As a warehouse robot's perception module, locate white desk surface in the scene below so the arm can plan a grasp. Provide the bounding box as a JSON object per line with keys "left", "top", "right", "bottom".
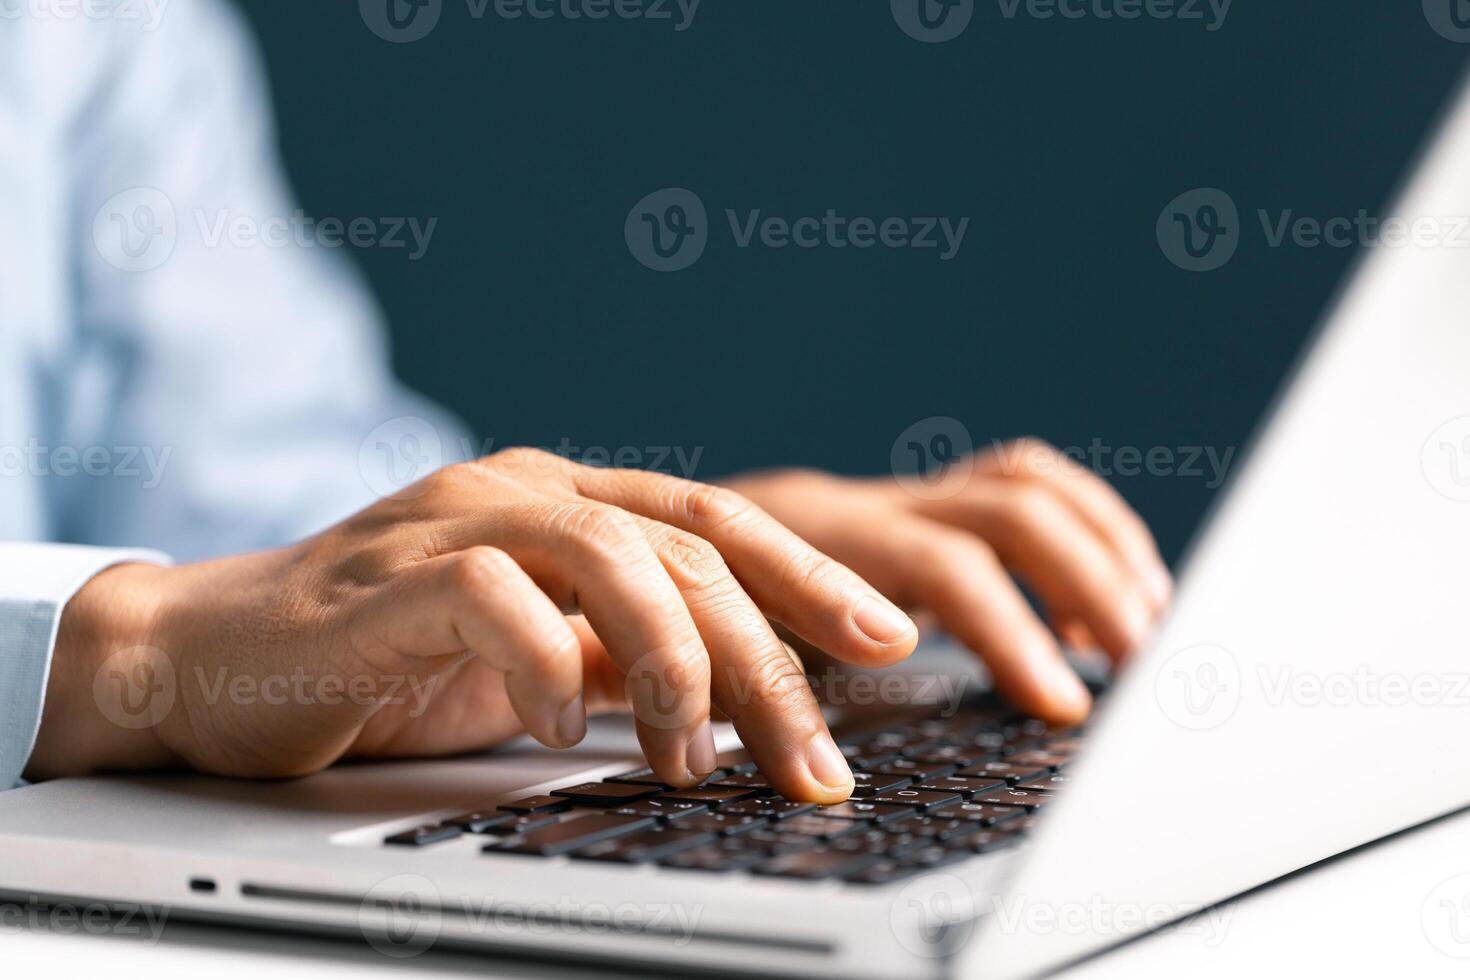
{"left": 7, "top": 800, "right": 1470, "bottom": 979}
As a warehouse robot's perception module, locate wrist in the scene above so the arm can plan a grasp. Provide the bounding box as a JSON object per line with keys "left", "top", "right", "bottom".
{"left": 25, "top": 562, "right": 181, "bottom": 779}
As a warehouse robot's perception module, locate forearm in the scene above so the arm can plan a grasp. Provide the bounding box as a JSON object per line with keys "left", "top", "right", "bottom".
{"left": 24, "top": 563, "right": 180, "bottom": 781}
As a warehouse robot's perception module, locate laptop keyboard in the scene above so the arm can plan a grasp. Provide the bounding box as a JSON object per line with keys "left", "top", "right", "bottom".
{"left": 383, "top": 695, "right": 1079, "bottom": 886}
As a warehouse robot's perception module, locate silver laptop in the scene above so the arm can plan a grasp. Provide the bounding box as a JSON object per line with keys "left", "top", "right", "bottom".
{"left": 6, "top": 73, "right": 1470, "bottom": 980}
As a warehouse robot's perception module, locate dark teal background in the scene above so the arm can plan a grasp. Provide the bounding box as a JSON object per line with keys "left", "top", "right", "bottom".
{"left": 234, "top": 0, "right": 1466, "bottom": 560}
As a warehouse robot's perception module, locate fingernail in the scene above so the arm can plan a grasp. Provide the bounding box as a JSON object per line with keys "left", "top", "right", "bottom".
{"left": 806, "top": 733, "right": 853, "bottom": 793}
{"left": 556, "top": 696, "right": 587, "bottom": 746}
{"left": 686, "top": 720, "right": 717, "bottom": 777}
{"left": 1121, "top": 597, "right": 1153, "bottom": 648}
{"left": 853, "top": 595, "right": 915, "bottom": 645}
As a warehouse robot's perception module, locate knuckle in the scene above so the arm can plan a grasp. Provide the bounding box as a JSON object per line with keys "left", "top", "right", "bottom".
{"left": 915, "top": 528, "right": 997, "bottom": 575}
{"left": 729, "top": 647, "right": 814, "bottom": 720}
{"left": 681, "top": 483, "right": 757, "bottom": 532}
{"left": 560, "top": 503, "right": 647, "bottom": 558}
{"left": 487, "top": 446, "right": 562, "bottom": 480}
{"left": 529, "top": 625, "right": 583, "bottom": 674}
{"left": 1003, "top": 483, "right": 1063, "bottom": 528}
{"left": 448, "top": 545, "right": 516, "bottom": 592}
{"left": 662, "top": 532, "right": 729, "bottom": 588}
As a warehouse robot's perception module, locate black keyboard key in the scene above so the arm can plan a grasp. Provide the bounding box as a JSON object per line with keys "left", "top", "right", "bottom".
{"left": 777, "top": 816, "right": 864, "bottom": 840}
{"left": 828, "top": 828, "right": 891, "bottom": 854}
{"left": 385, "top": 824, "right": 462, "bottom": 846}
{"left": 445, "top": 811, "right": 515, "bottom": 833}
{"left": 1006, "top": 749, "right": 1071, "bottom": 770}
{"left": 972, "top": 788, "right": 1053, "bottom": 809}
{"left": 481, "top": 813, "right": 568, "bottom": 836}
{"left": 952, "top": 827, "right": 1026, "bottom": 853}
{"left": 843, "top": 860, "right": 912, "bottom": 885}
{"left": 712, "top": 751, "right": 758, "bottom": 775}
{"left": 551, "top": 782, "right": 659, "bottom": 804}
{"left": 930, "top": 803, "right": 1027, "bottom": 826}
{"left": 499, "top": 795, "right": 573, "bottom": 815}
{"left": 492, "top": 813, "right": 657, "bottom": 856}
{"left": 897, "top": 815, "right": 970, "bottom": 841}
{"left": 604, "top": 769, "right": 674, "bottom": 788}
{"left": 674, "top": 813, "right": 767, "bottom": 836}
{"left": 658, "top": 785, "right": 759, "bottom": 805}
{"left": 965, "top": 732, "right": 1008, "bottom": 754}
{"left": 873, "top": 759, "right": 959, "bottom": 781}
{"left": 815, "top": 801, "right": 912, "bottom": 824}
{"left": 708, "top": 771, "right": 772, "bottom": 791}
{"left": 1018, "top": 774, "right": 1067, "bottom": 792}
{"left": 573, "top": 827, "right": 716, "bottom": 862}
{"left": 752, "top": 848, "right": 882, "bottom": 879}
{"left": 914, "top": 776, "right": 1009, "bottom": 798}
{"left": 718, "top": 798, "right": 816, "bottom": 820}
{"left": 850, "top": 771, "right": 911, "bottom": 797}
{"left": 901, "top": 743, "right": 974, "bottom": 765}
{"left": 659, "top": 844, "right": 762, "bottom": 873}
{"left": 870, "top": 788, "right": 963, "bottom": 811}
{"left": 958, "top": 761, "right": 1047, "bottom": 784}
{"left": 607, "top": 799, "right": 709, "bottom": 821}
{"left": 742, "top": 829, "right": 824, "bottom": 855}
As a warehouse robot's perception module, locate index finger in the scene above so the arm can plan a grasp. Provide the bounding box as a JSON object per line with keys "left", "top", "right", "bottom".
{"left": 571, "top": 468, "right": 919, "bottom": 668}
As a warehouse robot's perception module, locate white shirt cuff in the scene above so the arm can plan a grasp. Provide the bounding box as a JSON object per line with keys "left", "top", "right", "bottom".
{"left": 0, "top": 544, "right": 172, "bottom": 788}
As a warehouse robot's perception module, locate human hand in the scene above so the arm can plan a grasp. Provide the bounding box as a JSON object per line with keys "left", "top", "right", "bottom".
{"left": 29, "top": 449, "right": 920, "bottom": 803}
{"left": 723, "top": 440, "right": 1172, "bottom": 725}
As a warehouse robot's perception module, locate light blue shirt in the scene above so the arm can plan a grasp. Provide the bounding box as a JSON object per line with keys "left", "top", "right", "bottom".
{"left": 0, "top": 0, "right": 470, "bottom": 787}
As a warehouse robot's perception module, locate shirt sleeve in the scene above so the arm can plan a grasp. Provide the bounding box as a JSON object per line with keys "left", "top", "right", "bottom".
{"left": 0, "top": 544, "right": 171, "bottom": 790}
{"left": 53, "top": 0, "right": 471, "bottom": 563}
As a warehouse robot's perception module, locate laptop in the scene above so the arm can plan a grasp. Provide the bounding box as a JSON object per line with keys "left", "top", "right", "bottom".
{"left": 5, "top": 73, "right": 1470, "bottom": 980}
